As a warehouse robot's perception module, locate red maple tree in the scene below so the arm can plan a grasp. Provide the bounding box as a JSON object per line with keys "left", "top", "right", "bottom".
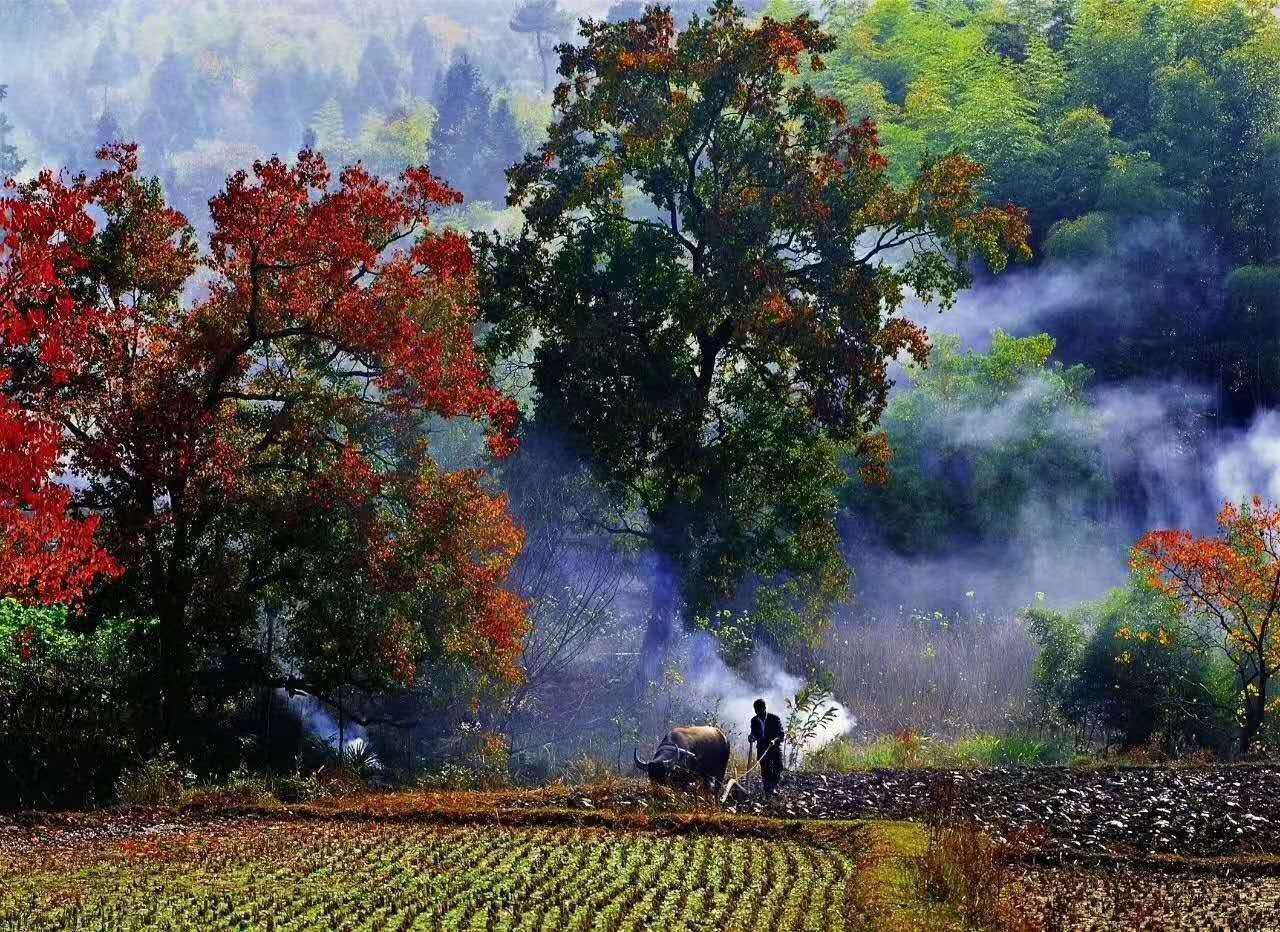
{"left": 0, "top": 147, "right": 525, "bottom": 734}
{"left": 1133, "top": 497, "right": 1280, "bottom": 754}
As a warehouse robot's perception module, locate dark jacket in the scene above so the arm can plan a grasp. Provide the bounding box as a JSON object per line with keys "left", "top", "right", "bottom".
{"left": 749, "top": 712, "right": 784, "bottom": 760}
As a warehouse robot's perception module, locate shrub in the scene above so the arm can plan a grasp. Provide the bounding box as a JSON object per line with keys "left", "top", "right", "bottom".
{"left": 413, "top": 724, "right": 514, "bottom": 790}
{"left": 271, "top": 770, "right": 331, "bottom": 804}
{"left": 802, "top": 731, "right": 1069, "bottom": 771}
{"left": 0, "top": 600, "right": 151, "bottom": 808}
{"left": 913, "top": 819, "right": 1055, "bottom": 931}
{"left": 561, "top": 754, "right": 619, "bottom": 786}
{"left": 179, "top": 766, "right": 281, "bottom": 810}
{"left": 950, "top": 734, "right": 1069, "bottom": 767}
{"left": 913, "top": 783, "right": 1048, "bottom": 931}
{"left": 804, "top": 736, "right": 898, "bottom": 771}
{"left": 338, "top": 739, "right": 383, "bottom": 782}
{"left": 889, "top": 728, "right": 926, "bottom": 768}
{"left": 415, "top": 762, "right": 512, "bottom": 792}
{"left": 1025, "top": 583, "right": 1235, "bottom": 754}
{"left": 785, "top": 683, "right": 841, "bottom": 770}
{"left": 915, "top": 819, "right": 1011, "bottom": 925}
{"left": 114, "top": 747, "right": 193, "bottom": 807}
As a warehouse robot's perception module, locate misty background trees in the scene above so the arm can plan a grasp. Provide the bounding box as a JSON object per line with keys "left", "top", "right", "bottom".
{"left": 510, "top": 0, "right": 573, "bottom": 91}
{"left": 4, "top": 0, "right": 1280, "bottom": 807}
{"left": 0, "top": 86, "right": 22, "bottom": 180}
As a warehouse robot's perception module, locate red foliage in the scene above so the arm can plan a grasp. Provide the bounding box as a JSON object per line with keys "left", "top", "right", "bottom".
{"left": 0, "top": 171, "right": 119, "bottom": 604}
{"left": 1133, "top": 498, "right": 1280, "bottom": 630}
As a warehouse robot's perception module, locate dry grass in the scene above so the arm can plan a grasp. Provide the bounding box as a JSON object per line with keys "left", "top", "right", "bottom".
{"left": 226, "top": 784, "right": 873, "bottom": 846}
{"left": 822, "top": 611, "right": 1037, "bottom": 738}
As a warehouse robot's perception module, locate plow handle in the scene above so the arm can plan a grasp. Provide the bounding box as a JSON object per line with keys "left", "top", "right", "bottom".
{"left": 718, "top": 739, "right": 778, "bottom": 804}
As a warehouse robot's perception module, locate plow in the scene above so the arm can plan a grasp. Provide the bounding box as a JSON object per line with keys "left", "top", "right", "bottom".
{"left": 718, "top": 739, "right": 777, "bottom": 803}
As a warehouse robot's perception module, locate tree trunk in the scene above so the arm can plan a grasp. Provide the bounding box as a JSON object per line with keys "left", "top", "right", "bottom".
{"left": 637, "top": 557, "right": 681, "bottom": 689}
{"left": 536, "top": 32, "right": 548, "bottom": 92}
{"left": 638, "top": 598, "right": 675, "bottom": 686}
{"left": 1240, "top": 668, "right": 1269, "bottom": 757}
{"left": 261, "top": 607, "right": 277, "bottom": 763}
{"left": 156, "top": 597, "right": 193, "bottom": 743}
{"left": 1240, "top": 710, "right": 1259, "bottom": 757}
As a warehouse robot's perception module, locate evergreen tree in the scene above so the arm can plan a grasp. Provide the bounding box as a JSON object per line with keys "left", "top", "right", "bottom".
{"left": 405, "top": 20, "right": 440, "bottom": 99}
{"left": 92, "top": 110, "right": 124, "bottom": 152}
{"left": 88, "top": 26, "right": 139, "bottom": 90}
{"left": 486, "top": 97, "right": 526, "bottom": 202}
{"left": 348, "top": 36, "right": 402, "bottom": 127}
{"left": 0, "top": 85, "right": 24, "bottom": 180}
{"left": 147, "top": 52, "right": 203, "bottom": 152}
{"left": 310, "top": 96, "right": 347, "bottom": 153}
{"left": 434, "top": 53, "right": 490, "bottom": 138}
{"left": 253, "top": 68, "right": 301, "bottom": 152}
{"left": 291, "top": 65, "right": 338, "bottom": 123}
{"left": 134, "top": 106, "right": 169, "bottom": 162}
{"left": 432, "top": 54, "right": 495, "bottom": 201}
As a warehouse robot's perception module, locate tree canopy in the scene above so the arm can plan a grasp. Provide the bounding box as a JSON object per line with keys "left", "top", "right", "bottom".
{"left": 798, "top": 0, "right": 1280, "bottom": 416}
{"left": 479, "top": 1, "right": 1029, "bottom": 677}
{"left": 0, "top": 145, "right": 525, "bottom": 745}
{"left": 511, "top": 0, "right": 574, "bottom": 92}
{"left": 0, "top": 85, "right": 23, "bottom": 180}
{"left": 812, "top": 0, "right": 1280, "bottom": 260}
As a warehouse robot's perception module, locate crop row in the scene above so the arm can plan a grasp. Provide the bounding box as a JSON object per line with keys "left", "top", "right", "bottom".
{"left": 0, "top": 820, "right": 866, "bottom": 931}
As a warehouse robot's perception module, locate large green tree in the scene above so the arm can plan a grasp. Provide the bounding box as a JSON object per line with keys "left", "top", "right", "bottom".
{"left": 478, "top": 1, "right": 1028, "bottom": 679}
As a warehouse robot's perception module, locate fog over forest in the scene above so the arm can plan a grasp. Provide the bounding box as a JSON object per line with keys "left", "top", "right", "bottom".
{"left": 5, "top": 0, "right": 1280, "bottom": 794}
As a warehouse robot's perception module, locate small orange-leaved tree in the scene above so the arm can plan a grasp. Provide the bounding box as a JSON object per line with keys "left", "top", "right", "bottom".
{"left": 1133, "top": 497, "right": 1280, "bottom": 755}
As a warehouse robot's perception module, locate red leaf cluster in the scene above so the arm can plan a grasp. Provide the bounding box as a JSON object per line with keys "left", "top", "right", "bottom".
{"left": 0, "top": 169, "right": 119, "bottom": 604}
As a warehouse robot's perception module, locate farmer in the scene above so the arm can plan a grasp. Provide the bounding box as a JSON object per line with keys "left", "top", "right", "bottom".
{"left": 748, "top": 698, "right": 785, "bottom": 798}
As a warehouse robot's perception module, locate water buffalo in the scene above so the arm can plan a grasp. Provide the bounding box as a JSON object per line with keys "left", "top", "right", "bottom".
{"left": 634, "top": 725, "right": 730, "bottom": 792}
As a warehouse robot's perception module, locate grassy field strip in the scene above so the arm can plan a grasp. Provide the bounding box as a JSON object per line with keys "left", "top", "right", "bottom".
{"left": 0, "top": 818, "right": 956, "bottom": 932}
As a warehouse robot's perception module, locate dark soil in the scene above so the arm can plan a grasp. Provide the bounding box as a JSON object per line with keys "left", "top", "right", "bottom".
{"left": 726, "top": 766, "right": 1280, "bottom": 858}
{"left": 495, "top": 765, "right": 1280, "bottom": 858}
